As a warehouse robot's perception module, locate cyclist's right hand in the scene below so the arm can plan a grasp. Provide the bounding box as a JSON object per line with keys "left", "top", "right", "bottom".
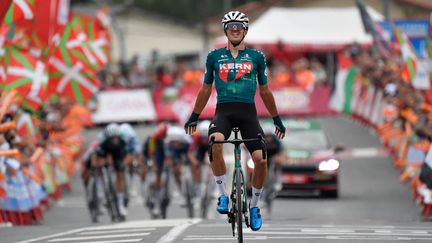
{"left": 272, "top": 115, "right": 286, "bottom": 139}
{"left": 184, "top": 112, "right": 200, "bottom": 135}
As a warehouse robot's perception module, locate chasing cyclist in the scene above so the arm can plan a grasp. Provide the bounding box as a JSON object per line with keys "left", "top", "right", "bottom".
{"left": 187, "top": 120, "right": 211, "bottom": 203}
{"left": 184, "top": 11, "right": 286, "bottom": 231}
{"left": 142, "top": 123, "right": 168, "bottom": 217}
{"left": 95, "top": 123, "right": 129, "bottom": 220}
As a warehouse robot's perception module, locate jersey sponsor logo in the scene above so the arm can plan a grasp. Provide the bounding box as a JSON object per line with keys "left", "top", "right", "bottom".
{"left": 218, "top": 62, "right": 253, "bottom": 82}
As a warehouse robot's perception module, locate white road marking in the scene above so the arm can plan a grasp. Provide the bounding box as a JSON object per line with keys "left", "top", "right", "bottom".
{"left": 156, "top": 219, "right": 201, "bottom": 243}
{"left": 246, "top": 231, "right": 431, "bottom": 236}
{"left": 78, "top": 228, "right": 156, "bottom": 235}
{"left": 14, "top": 219, "right": 199, "bottom": 243}
{"left": 47, "top": 233, "right": 150, "bottom": 242}
{"left": 62, "top": 239, "right": 143, "bottom": 243}
{"left": 14, "top": 228, "right": 86, "bottom": 243}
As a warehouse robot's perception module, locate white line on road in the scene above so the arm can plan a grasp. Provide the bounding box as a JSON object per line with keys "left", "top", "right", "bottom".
{"left": 14, "top": 228, "right": 86, "bottom": 243}
{"left": 61, "top": 239, "right": 143, "bottom": 243}
{"left": 246, "top": 231, "right": 431, "bottom": 236}
{"left": 47, "top": 233, "right": 150, "bottom": 242}
{"left": 156, "top": 219, "right": 201, "bottom": 243}
{"left": 78, "top": 228, "right": 156, "bottom": 235}
{"left": 184, "top": 235, "right": 432, "bottom": 241}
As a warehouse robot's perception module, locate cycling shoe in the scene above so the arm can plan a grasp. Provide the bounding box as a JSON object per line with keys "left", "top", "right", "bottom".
{"left": 216, "top": 195, "right": 229, "bottom": 214}
{"left": 249, "top": 207, "right": 262, "bottom": 231}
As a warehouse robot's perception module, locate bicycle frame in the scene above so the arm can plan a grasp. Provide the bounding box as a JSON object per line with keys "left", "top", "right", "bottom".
{"left": 208, "top": 128, "right": 266, "bottom": 241}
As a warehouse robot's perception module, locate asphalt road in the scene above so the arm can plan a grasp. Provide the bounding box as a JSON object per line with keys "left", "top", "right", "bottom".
{"left": 1, "top": 116, "right": 430, "bottom": 243}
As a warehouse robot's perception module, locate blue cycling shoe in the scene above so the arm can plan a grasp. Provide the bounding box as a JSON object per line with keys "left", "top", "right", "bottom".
{"left": 216, "top": 195, "right": 229, "bottom": 214}
{"left": 249, "top": 207, "right": 262, "bottom": 231}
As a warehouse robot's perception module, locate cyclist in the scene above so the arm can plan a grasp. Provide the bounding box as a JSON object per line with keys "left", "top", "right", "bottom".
{"left": 142, "top": 123, "right": 168, "bottom": 216}
{"left": 184, "top": 11, "right": 286, "bottom": 231}
{"left": 120, "top": 123, "right": 142, "bottom": 199}
{"left": 187, "top": 120, "right": 211, "bottom": 202}
{"left": 164, "top": 126, "right": 192, "bottom": 204}
{"left": 95, "top": 123, "right": 129, "bottom": 220}
{"left": 120, "top": 123, "right": 141, "bottom": 165}
{"left": 261, "top": 123, "right": 284, "bottom": 203}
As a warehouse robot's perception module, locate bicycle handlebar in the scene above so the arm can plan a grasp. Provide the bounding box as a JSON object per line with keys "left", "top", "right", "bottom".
{"left": 208, "top": 134, "right": 267, "bottom": 163}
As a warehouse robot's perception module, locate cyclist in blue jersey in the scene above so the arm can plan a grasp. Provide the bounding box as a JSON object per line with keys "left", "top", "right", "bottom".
{"left": 184, "top": 11, "right": 286, "bottom": 231}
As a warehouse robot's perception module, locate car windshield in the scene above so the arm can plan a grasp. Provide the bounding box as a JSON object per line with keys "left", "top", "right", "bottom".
{"left": 282, "top": 130, "right": 329, "bottom": 150}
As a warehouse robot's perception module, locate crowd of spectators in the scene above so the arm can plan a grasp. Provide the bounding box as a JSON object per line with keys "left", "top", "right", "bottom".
{"left": 97, "top": 45, "right": 328, "bottom": 93}
{"left": 341, "top": 43, "right": 432, "bottom": 209}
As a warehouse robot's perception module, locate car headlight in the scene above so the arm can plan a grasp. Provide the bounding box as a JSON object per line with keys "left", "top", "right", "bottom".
{"left": 247, "top": 158, "right": 255, "bottom": 169}
{"left": 318, "top": 159, "right": 340, "bottom": 171}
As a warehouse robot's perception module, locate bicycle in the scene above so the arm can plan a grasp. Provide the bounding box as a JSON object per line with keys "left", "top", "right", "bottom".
{"left": 181, "top": 162, "right": 195, "bottom": 218}
{"left": 209, "top": 127, "right": 266, "bottom": 243}
{"left": 145, "top": 164, "right": 171, "bottom": 219}
{"left": 85, "top": 163, "right": 122, "bottom": 222}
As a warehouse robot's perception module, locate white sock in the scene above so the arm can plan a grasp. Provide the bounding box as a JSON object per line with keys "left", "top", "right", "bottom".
{"left": 250, "top": 187, "right": 263, "bottom": 208}
{"left": 117, "top": 192, "right": 125, "bottom": 207}
{"left": 214, "top": 175, "right": 227, "bottom": 196}
{"left": 96, "top": 177, "right": 104, "bottom": 200}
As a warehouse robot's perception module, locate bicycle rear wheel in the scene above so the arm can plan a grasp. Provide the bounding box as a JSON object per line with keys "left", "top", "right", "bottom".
{"left": 235, "top": 168, "right": 243, "bottom": 243}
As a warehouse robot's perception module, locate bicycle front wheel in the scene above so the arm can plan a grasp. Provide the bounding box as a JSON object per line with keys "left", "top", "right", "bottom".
{"left": 235, "top": 168, "right": 243, "bottom": 243}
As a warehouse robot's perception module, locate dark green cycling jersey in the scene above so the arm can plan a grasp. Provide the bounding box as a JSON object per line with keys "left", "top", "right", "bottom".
{"left": 203, "top": 47, "right": 268, "bottom": 104}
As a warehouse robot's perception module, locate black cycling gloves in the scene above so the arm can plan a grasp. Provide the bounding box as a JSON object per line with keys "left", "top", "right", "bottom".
{"left": 185, "top": 112, "right": 200, "bottom": 134}
{"left": 272, "top": 115, "right": 286, "bottom": 139}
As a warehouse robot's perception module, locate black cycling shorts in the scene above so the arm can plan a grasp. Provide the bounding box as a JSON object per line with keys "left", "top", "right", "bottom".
{"left": 209, "top": 102, "right": 264, "bottom": 154}
{"left": 420, "top": 163, "right": 432, "bottom": 190}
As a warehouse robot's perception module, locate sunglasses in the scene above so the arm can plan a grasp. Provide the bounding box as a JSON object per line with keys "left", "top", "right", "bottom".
{"left": 225, "top": 22, "right": 245, "bottom": 31}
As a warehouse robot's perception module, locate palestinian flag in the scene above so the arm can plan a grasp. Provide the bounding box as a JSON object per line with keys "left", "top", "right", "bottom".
{"left": 393, "top": 26, "right": 417, "bottom": 82}
{"left": 329, "top": 51, "right": 359, "bottom": 114}
{"left": 4, "top": 0, "right": 36, "bottom": 25}
{"left": 2, "top": 46, "right": 48, "bottom": 109}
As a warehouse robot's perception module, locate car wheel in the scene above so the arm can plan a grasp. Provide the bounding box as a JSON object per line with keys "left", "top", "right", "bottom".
{"left": 322, "top": 190, "right": 338, "bottom": 198}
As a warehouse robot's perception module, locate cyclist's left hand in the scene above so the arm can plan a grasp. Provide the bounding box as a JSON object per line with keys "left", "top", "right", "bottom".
{"left": 272, "top": 115, "right": 286, "bottom": 139}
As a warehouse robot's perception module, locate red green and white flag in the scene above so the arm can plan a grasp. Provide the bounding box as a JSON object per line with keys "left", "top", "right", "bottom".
{"left": 48, "top": 49, "right": 101, "bottom": 104}
{"left": 46, "top": 14, "right": 102, "bottom": 104}
{"left": 96, "top": 4, "right": 110, "bottom": 31}
{"left": 2, "top": 47, "right": 48, "bottom": 109}
{"left": 84, "top": 16, "right": 110, "bottom": 68}
{"left": 4, "top": 0, "right": 36, "bottom": 25}
{"left": 62, "top": 15, "right": 101, "bottom": 71}
{"left": 393, "top": 26, "right": 417, "bottom": 81}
